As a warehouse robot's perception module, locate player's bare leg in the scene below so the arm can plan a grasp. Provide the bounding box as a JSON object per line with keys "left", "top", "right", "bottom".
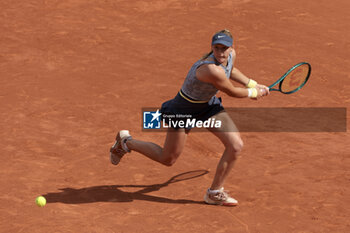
{"left": 126, "top": 128, "right": 188, "bottom": 166}
{"left": 204, "top": 111, "right": 242, "bottom": 206}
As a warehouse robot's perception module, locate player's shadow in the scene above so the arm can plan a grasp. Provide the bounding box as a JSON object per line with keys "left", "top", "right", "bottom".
{"left": 43, "top": 170, "right": 209, "bottom": 205}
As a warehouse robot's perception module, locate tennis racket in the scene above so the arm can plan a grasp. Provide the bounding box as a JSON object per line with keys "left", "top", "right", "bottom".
{"left": 269, "top": 62, "right": 311, "bottom": 94}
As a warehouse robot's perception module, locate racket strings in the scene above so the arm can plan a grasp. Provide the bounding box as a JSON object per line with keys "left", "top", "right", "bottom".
{"left": 281, "top": 64, "right": 310, "bottom": 93}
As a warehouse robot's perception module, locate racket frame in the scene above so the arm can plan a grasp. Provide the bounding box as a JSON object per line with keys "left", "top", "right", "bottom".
{"left": 269, "top": 62, "right": 311, "bottom": 94}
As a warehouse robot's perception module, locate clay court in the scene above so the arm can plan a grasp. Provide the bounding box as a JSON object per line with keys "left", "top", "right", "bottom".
{"left": 1, "top": 0, "right": 349, "bottom": 232}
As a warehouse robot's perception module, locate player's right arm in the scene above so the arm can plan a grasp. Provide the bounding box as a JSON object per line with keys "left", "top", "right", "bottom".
{"left": 196, "top": 64, "right": 264, "bottom": 98}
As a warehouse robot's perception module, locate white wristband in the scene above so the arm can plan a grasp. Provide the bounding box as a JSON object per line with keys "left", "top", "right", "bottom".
{"left": 246, "top": 79, "right": 257, "bottom": 88}
{"left": 247, "top": 88, "right": 258, "bottom": 98}
{"left": 247, "top": 88, "right": 252, "bottom": 97}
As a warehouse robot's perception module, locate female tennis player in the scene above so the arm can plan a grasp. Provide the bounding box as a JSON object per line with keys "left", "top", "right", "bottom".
{"left": 110, "top": 29, "right": 269, "bottom": 206}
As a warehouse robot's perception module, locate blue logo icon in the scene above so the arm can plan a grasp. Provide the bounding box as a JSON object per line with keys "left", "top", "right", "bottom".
{"left": 143, "top": 109, "right": 162, "bottom": 129}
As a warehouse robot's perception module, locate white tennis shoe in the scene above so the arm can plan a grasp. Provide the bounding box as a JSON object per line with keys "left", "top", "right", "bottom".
{"left": 204, "top": 187, "right": 238, "bottom": 206}
{"left": 110, "top": 130, "right": 132, "bottom": 165}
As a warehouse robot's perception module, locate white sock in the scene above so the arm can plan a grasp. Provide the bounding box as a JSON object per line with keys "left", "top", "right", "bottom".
{"left": 208, "top": 188, "right": 223, "bottom": 194}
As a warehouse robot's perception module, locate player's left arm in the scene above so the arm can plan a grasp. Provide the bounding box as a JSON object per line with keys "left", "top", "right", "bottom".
{"left": 230, "top": 67, "right": 270, "bottom": 95}
{"left": 230, "top": 67, "right": 251, "bottom": 86}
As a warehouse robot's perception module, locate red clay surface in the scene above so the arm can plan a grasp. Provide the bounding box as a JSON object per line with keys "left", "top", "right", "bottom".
{"left": 1, "top": 0, "right": 349, "bottom": 232}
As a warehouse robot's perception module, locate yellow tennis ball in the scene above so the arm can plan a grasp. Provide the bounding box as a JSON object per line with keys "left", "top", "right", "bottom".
{"left": 35, "top": 196, "right": 46, "bottom": 207}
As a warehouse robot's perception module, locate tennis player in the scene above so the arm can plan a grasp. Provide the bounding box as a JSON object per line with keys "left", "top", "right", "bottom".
{"left": 110, "top": 29, "right": 269, "bottom": 206}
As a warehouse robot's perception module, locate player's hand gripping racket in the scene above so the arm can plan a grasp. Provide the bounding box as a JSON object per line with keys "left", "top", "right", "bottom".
{"left": 269, "top": 62, "right": 311, "bottom": 94}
